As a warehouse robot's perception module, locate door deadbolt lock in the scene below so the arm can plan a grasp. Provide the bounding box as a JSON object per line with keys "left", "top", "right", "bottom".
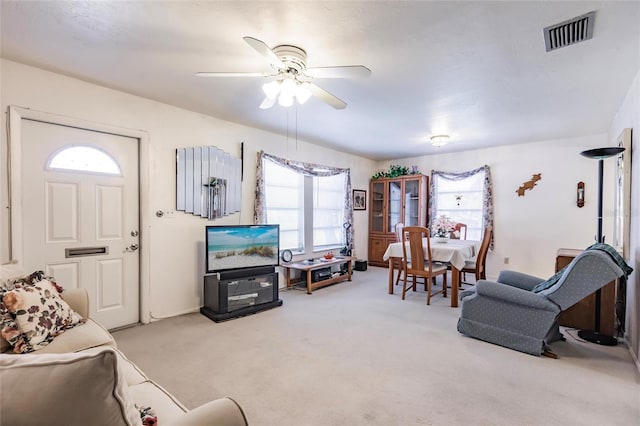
{"left": 130, "top": 230, "right": 139, "bottom": 237}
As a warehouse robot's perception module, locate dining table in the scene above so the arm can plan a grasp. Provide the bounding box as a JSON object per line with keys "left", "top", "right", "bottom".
{"left": 382, "top": 238, "right": 481, "bottom": 307}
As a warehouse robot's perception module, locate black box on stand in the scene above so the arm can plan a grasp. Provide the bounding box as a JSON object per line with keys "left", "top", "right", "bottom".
{"left": 355, "top": 260, "right": 368, "bottom": 271}
{"left": 311, "top": 267, "right": 332, "bottom": 282}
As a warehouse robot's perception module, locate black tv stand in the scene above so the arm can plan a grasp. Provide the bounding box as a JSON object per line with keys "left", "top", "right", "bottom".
{"left": 200, "top": 266, "right": 283, "bottom": 322}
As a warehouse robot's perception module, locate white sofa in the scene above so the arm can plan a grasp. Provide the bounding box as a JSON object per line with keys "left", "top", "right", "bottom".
{"left": 0, "top": 287, "right": 248, "bottom": 426}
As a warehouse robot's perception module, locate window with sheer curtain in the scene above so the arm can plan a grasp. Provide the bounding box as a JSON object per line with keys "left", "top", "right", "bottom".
{"left": 430, "top": 165, "right": 494, "bottom": 248}
{"left": 257, "top": 151, "right": 353, "bottom": 256}
{"left": 433, "top": 172, "right": 484, "bottom": 240}
{"left": 312, "top": 173, "right": 346, "bottom": 250}
{"left": 263, "top": 160, "right": 305, "bottom": 251}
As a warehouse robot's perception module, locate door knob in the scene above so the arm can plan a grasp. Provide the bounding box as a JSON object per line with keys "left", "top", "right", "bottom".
{"left": 126, "top": 244, "right": 139, "bottom": 252}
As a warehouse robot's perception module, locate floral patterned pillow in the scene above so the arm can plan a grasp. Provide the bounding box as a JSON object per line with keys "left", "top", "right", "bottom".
{"left": 7, "top": 270, "right": 65, "bottom": 293}
{"left": 0, "top": 274, "right": 85, "bottom": 353}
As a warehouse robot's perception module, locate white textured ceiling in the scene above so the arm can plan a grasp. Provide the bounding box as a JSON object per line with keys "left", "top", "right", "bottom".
{"left": 1, "top": 1, "right": 639, "bottom": 160}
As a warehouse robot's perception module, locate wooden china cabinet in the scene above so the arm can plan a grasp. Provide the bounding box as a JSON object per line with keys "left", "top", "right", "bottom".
{"left": 368, "top": 174, "right": 429, "bottom": 267}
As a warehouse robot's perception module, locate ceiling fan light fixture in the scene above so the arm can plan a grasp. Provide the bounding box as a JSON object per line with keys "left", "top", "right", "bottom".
{"left": 430, "top": 135, "right": 450, "bottom": 147}
{"left": 262, "top": 80, "right": 281, "bottom": 99}
{"left": 278, "top": 94, "right": 294, "bottom": 107}
{"left": 295, "top": 84, "right": 312, "bottom": 104}
{"left": 280, "top": 78, "right": 297, "bottom": 98}
{"left": 259, "top": 97, "right": 276, "bottom": 109}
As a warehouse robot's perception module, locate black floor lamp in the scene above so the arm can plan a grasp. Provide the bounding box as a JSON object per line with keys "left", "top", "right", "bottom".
{"left": 578, "top": 146, "right": 625, "bottom": 346}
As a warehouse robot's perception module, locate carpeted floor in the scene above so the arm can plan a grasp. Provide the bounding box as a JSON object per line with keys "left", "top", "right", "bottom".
{"left": 113, "top": 266, "right": 640, "bottom": 426}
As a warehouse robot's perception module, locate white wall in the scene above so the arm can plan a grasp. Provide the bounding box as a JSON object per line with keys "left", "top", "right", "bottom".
{"left": 377, "top": 134, "right": 613, "bottom": 280}
{"left": 0, "top": 59, "right": 376, "bottom": 319}
{"left": 609, "top": 68, "right": 639, "bottom": 365}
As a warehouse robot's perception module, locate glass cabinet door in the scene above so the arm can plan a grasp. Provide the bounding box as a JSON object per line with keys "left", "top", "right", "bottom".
{"left": 370, "top": 181, "right": 385, "bottom": 232}
{"left": 387, "top": 180, "right": 402, "bottom": 233}
{"left": 404, "top": 179, "right": 421, "bottom": 226}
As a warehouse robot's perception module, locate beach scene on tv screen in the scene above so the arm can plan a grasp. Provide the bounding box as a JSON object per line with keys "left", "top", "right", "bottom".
{"left": 208, "top": 226, "right": 279, "bottom": 271}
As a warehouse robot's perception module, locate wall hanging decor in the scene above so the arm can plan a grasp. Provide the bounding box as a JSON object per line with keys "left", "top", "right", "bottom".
{"left": 353, "top": 189, "right": 367, "bottom": 210}
{"left": 576, "top": 182, "right": 585, "bottom": 207}
{"left": 515, "top": 173, "right": 542, "bottom": 196}
{"left": 176, "top": 145, "right": 242, "bottom": 219}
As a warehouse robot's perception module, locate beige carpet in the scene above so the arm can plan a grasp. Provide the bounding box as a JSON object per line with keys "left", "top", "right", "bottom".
{"left": 113, "top": 267, "right": 640, "bottom": 426}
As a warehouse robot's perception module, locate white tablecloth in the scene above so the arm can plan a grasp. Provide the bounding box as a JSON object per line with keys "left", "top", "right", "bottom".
{"left": 382, "top": 238, "right": 480, "bottom": 271}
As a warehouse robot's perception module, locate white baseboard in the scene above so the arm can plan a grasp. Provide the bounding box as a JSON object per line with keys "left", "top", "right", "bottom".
{"left": 149, "top": 307, "right": 200, "bottom": 321}
{"left": 624, "top": 335, "right": 640, "bottom": 373}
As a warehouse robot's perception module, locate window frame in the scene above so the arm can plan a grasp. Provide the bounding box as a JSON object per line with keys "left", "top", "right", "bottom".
{"left": 429, "top": 165, "right": 494, "bottom": 248}
{"left": 432, "top": 173, "right": 485, "bottom": 241}
{"left": 257, "top": 152, "right": 352, "bottom": 259}
{"left": 312, "top": 173, "right": 347, "bottom": 252}
{"left": 263, "top": 159, "right": 305, "bottom": 253}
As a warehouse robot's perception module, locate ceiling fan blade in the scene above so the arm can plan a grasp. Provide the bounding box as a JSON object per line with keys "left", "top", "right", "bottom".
{"left": 307, "top": 83, "right": 347, "bottom": 110}
{"left": 243, "top": 36, "right": 285, "bottom": 69}
{"left": 195, "top": 72, "right": 266, "bottom": 77}
{"left": 306, "top": 66, "right": 372, "bottom": 79}
{"left": 259, "top": 97, "right": 276, "bottom": 109}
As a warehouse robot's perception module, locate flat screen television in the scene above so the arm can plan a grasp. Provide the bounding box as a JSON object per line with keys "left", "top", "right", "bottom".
{"left": 206, "top": 224, "right": 280, "bottom": 273}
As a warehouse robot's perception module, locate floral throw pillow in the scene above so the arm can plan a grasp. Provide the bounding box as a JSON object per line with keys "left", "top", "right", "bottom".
{"left": 0, "top": 277, "right": 85, "bottom": 353}
{"left": 9, "top": 270, "right": 65, "bottom": 293}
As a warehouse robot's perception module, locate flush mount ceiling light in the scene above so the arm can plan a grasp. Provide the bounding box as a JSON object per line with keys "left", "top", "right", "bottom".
{"left": 430, "top": 135, "right": 450, "bottom": 147}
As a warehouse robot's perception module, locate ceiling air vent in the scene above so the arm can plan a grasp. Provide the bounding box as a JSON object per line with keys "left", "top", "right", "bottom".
{"left": 544, "top": 11, "right": 595, "bottom": 52}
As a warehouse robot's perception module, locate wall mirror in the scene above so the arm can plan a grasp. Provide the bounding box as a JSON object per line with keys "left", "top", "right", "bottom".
{"left": 176, "top": 146, "right": 242, "bottom": 220}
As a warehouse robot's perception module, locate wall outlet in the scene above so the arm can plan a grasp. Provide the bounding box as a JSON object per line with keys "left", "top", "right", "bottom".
{"left": 504, "top": 257, "right": 509, "bottom": 264}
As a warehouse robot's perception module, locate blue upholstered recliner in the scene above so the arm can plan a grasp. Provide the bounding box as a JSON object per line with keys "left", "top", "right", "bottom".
{"left": 457, "top": 246, "right": 630, "bottom": 356}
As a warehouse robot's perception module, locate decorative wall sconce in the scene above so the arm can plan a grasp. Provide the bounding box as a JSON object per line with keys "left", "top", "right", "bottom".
{"left": 577, "top": 181, "right": 585, "bottom": 207}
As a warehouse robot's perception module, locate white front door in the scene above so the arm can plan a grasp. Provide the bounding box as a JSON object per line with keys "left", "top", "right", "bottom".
{"left": 20, "top": 119, "right": 140, "bottom": 330}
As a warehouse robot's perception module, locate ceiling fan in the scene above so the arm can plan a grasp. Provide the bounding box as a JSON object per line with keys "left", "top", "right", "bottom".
{"left": 196, "top": 36, "right": 371, "bottom": 110}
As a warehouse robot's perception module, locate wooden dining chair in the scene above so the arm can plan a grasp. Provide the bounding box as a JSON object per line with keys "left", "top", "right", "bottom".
{"left": 401, "top": 226, "right": 448, "bottom": 305}
{"left": 450, "top": 222, "right": 468, "bottom": 240}
{"left": 394, "top": 223, "right": 405, "bottom": 286}
{"left": 459, "top": 226, "right": 493, "bottom": 285}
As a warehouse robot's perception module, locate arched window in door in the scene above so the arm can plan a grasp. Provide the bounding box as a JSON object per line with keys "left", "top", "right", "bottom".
{"left": 47, "top": 146, "right": 121, "bottom": 175}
